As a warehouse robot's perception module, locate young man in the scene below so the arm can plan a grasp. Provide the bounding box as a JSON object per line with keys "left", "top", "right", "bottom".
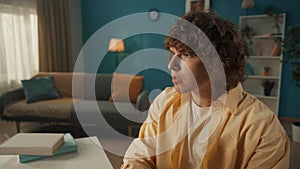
{"left": 121, "top": 12, "right": 289, "bottom": 169}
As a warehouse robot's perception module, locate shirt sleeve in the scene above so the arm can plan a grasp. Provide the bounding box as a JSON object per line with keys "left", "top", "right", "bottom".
{"left": 245, "top": 116, "right": 290, "bottom": 169}
{"left": 120, "top": 109, "right": 158, "bottom": 169}
{"left": 121, "top": 90, "right": 167, "bottom": 169}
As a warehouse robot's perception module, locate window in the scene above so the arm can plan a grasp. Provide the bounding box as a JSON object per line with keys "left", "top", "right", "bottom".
{"left": 0, "top": 0, "right": 38, "bottom": 93}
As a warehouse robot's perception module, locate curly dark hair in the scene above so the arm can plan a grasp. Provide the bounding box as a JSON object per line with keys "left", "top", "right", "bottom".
{"left": 164, "top": 11, "right": 247, "bottom": 91}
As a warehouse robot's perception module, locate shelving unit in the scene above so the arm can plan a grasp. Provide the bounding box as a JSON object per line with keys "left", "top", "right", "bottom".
{"left": 240, "top": 14, "right": 286, "bottom": 116}
{"left": 248, "top": 56, "right": 281, "bottom": 60}
{"left": 247, "top": 75, "right": 280, "bottom": 80}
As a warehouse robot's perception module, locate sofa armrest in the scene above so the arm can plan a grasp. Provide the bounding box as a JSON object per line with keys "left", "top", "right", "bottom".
{"left": 0, "top": 88, "right": 25, "bottom": 117}
{"left": 135, "top": 90, "right": 150, "bottom": 111}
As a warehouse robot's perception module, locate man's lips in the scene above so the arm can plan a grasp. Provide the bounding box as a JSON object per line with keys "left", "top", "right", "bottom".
{"left": 172, "top": 77, "right": 182, "bottom": 84}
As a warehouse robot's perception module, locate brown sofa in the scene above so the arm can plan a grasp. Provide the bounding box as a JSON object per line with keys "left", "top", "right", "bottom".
{"left": 0, "top": 72, "right": 150, "bottom": 133}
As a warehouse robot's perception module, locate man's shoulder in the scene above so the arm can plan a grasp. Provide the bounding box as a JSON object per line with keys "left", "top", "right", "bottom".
{"left": 242, "top": 93, "right": 274, "bottom": 117}
{"left": 145, "top": 87, "right": 177, "bottom": 122}
{"left": 235, "top": 92, "right": 280, "bottom": 129}
{"left": 228, "top": 84, "right": 276, "bottom": 121}
{"left": 149, "top": 87, "right": 178, "bottom": 111}
{"left": 152, "top": 87, "right": 176, "bottom": 105}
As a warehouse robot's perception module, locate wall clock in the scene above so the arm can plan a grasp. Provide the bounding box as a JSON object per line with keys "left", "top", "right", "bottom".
{"left": 148, "top": 8, "right": 160, "bottom": 21}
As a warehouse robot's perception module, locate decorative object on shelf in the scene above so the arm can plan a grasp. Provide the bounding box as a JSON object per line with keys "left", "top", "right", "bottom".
{"left": 242, "top": 25, "right": 255, "bottom": 56}
{"left": 148, "top": 8, "right": 160, "bottom": 21}
{"left": 108, "top": 38, "right": 125, "bottom": 68}
{"left": 263, "top": 66, "right": 271, "bottom": 76}
{"left": 270, "top": 42, "right": 280, "bottom": 56}
{"left": 283, "top": 26, "right": 300, "bottom": 87}
{"left": 265, "top": 5, "right": 283, "bottom": 55}
{"left": 241, "top": 0, "right": 254, "bottom": 15}
{"left": 246, "top": 63, "right": 254, "bottom": 75}
{"left": 262, "top": 80, "right": 275, "bottom": 96}
{"left": 190, "top": 0, "right": 204, "bottom": 12}
{"left": 292, "top": 122, "right": 300, "bottom": 142}
{"left": 255, "top": 43, "right": 262, "bottom": 56}
{"left": 185, "top": 0, "right": 210, "bottom": 13}
{"left": 242, "top": 25, "right": 255, "bottom": 40}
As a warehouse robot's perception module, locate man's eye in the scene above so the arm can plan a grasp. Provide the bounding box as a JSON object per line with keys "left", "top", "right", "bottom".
{"left": 181, "top": 54, "right": 192, "bottom": 58}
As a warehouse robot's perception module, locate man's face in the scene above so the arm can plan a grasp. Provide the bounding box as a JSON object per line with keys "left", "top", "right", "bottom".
{"left": 168, "top": 47, "right": 210, "bottom": 94}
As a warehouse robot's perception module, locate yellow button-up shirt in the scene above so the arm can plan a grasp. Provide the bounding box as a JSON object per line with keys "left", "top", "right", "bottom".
{"left": 121, "top": 84, "right": 290, "bottom": 169}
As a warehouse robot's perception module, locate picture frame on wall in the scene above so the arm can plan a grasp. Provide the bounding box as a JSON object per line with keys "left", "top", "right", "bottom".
{"left": 185, "top": 0, "right": 210, "bottom": 13}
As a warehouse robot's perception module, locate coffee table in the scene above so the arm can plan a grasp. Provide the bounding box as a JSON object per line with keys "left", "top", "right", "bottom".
{"left": 0, "top": 136, "right": 113, "bottom": 169}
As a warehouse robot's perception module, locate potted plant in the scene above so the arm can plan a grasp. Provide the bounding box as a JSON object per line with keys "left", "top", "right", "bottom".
{"left": 264, "top": 5, "right": 282, "bottom": 35}
{"left": 264, "top": 5, "right": 284, "bottom": 56}
{"left": 242, "top": 25, "right": 255, "bottom": 56}
{"left": 262, "top": 80, "right": 275, "bottom": 96}
{"left": 284, "top": 26, "right": 300, "bottom": 87}
{"left": 283, "top": 26, "right": 300, "bottom": 142}
{"left": 263, "top": 66, "right": 271, "bottom": 76}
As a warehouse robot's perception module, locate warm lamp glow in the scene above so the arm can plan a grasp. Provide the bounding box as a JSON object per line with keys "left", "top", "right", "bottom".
{"left": 108, "top": 38, "right": 125, "bottom": 52}
{"left": 241, "top": 0, "right": 254, "bottom": 9}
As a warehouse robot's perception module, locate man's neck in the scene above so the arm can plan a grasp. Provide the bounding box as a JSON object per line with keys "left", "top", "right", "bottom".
{"left": 191, "top": 85, "right": 225, "bottom": 107}
{"left": 191, "top": 90, "right": 212, "bottom": 107}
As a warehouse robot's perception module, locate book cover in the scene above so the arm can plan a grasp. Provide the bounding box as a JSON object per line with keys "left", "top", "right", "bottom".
{"left": 19, "top": 133, "right": 78, "bottom": 163}
{"left": 0, "top": 133, "right": 64, "bottom": 156}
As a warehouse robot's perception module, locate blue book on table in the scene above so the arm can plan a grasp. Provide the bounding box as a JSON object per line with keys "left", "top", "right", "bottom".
{"left": 19, "top": 133, "right": 77, "bottom": 163}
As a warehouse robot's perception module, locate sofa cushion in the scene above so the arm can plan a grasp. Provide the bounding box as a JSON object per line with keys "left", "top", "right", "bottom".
{"left": 84, "top": 74, "right": 113, "bottom": 100}
{"left": 98, "top": 101, "right": 140, "bottom": 126}
{"left": 3, "top": 98, "right": 73, "bottom": 119}
{"left": 75, "top": 100, "right": 140, "bottom": 126}
{"left": 21, "top": 76, "right": 59, "bottom": 103}
{"left": 109, "top": 73, "right": 144, "bottom": 103}
{"left": 33, "top": 72, "right": 85, "bottom": 99}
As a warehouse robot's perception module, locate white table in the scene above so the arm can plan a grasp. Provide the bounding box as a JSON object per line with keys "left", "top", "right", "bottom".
{"left": 0, "top": 137, "right": 113, "bottom": 169}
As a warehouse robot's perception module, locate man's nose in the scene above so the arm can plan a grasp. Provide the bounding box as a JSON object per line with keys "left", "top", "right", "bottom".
{"left": 168, "top": 54, "right": 180, "bottom": 71}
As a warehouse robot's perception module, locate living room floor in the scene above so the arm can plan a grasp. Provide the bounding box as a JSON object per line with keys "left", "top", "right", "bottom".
{"left": 0, "top": 120, "right": 299, "bottom": 169}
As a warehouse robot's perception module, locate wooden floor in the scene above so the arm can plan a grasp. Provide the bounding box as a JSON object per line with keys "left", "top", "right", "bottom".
{"left": 0, "top": 121, "right": 42, "bottom": 144}
{"left": 0, "top": 120, "right": 299, "bottom": 169}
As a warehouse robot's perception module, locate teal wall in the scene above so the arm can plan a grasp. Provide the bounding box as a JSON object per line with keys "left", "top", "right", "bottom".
{"left": 211, "top": 0, "right": 300, "bottom": 119}
{"left": 81, "top": 0, "right": 184, "bottom": 94}
{"left": 81, "top": 0, "right": 300, "bottom": 119}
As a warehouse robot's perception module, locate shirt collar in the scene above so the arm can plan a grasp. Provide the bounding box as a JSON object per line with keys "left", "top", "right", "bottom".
{"left": 177, "top": 83, "right": 245, "bottom": 115}
{"left": 223, "top": 83, "right": 246, "bottom": 114}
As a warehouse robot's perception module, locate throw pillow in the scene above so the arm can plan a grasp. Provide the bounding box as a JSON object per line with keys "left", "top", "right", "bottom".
{"left": 21, "top": 76, "right": 60, "bottom": 103}
{"left": 109, "top": 73, "right": 144, "bottom": 103}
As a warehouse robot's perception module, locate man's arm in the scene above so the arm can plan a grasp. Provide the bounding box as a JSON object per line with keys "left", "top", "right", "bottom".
{"left": 121, "top": 88, "right": 177, "bottom": 169}
{"left": 245, "top": 117, "right": 290, "bottom": 169}
{"left": 121, "top": 89, "right": 168, "bottom": 169}
{"left": 121, "top": 109, "right": 159, "bottom": 169}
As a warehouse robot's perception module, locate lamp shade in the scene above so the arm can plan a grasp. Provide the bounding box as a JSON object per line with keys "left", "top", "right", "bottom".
{"left": 108, "top": 38, "right": 125, "bottom": 52}
{"left": 241, "top": 0, "right": 254, "bottom": 9}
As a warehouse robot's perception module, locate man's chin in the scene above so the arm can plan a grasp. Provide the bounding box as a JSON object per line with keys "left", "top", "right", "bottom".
{"left": 174, "top": 85, "right": 189, "bottom": 94}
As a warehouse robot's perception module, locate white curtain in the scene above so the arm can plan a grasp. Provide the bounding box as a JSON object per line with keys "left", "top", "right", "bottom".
{"left": 0, "top": 0, "right": 38, "bottom": 93}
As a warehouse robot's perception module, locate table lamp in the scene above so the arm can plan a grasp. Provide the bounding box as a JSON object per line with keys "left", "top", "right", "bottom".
{"left": 108, "top": 38, "right": 125, "bottom": 68}
{"left": 241, "top": 0, "right": 254, "bottom": 15}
